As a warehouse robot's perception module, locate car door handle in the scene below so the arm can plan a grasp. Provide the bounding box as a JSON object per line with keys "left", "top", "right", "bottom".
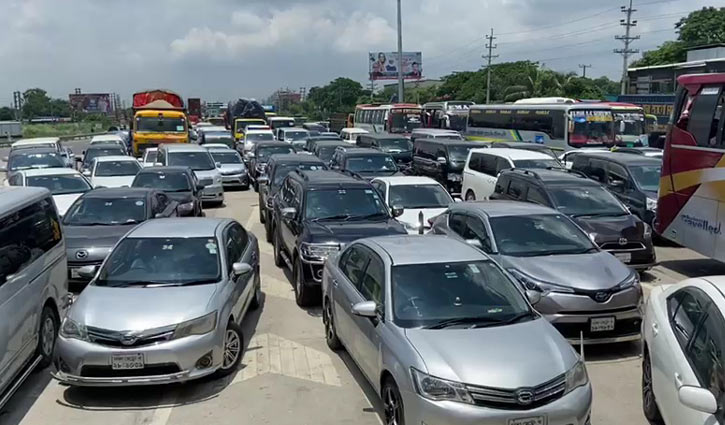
{"left": 652, "top": 322, "right": 659, "bottom": 337}
{"left": 674, "top": 372, "right": 684, "bottom": 388}
{"left": 332, "top": 278, "right": 339, "bottom": 288}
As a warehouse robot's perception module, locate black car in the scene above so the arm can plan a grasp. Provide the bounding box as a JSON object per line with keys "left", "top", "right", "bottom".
{"left": 78, "top": 143, "right": 127, "bottom": 173}
{"left": 304, "top": 135, "right": 343, "bottom": 152}
{"left": 356, "top": 133, "right": 413, "bottom": 167}
{"left": 329, "top": 147, "right": 399, "bottom": 180}
{"left": 132, "top": 166, "right": 204, "bottom": 217}
{"left": 312, "top": 140, "right": 349, "bottom": 164}
{"left": 570, "top": 152, "right": 661, "bottom": 225}
{"left": 270, "top": 170, "right": 407, "bottom": 306}
{"left": 491, "top": 168, "right": 656, "bottom": 270}
{"left": 62, "top": 187, "right": 178, "bottom": 291}
{"left": 248, "top": 141, "right": 296, "bottom": 191}
{"left": 302, "top": 123, "right": 327, "bottom": 133}
{"left": 258, "top": 154, "right": 327, "bottom": 241}
{"left": 412, "top": 138, "right": 480, "bottom": 194}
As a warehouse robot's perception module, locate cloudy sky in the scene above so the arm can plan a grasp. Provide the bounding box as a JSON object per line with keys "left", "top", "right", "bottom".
{"left": 0, "top": 0, "right": 713, "bottom": 106}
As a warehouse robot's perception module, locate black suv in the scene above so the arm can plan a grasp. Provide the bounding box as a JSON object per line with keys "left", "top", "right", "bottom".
{"left": 570, "top": 152, "right": 661, "bottom": 225}
{"left": 248, "top": 141, "right": 296, "bottom": 191}
{"left": 258, "top": 154, "right": 327, "bottom": 241}
{"left": 491, "top": 168, "right": 656, "bottom": 270}
{"left": 304, "top": 135, "right": 342, "bottom": 153}
{"left": 329, "top": 147, "right": 399, "bottom": 180}
{"left": 131, "top": 166, "right": 204, "bottom": 217}
{"left": 356, "top": 133, "right": 413, "bottom": 167}
{"left": 270, "top": 170, "right": 407, "bottom": 306}
{"left": 412, "top": 138, "right": 479, "bottom": 194}
{"left": 312, "top": 140, "right": 349, "bottom": 165}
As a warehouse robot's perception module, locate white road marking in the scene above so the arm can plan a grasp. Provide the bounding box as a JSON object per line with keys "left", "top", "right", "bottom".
{"left": 144, "top": 392, "right": 177, "bottom": 425}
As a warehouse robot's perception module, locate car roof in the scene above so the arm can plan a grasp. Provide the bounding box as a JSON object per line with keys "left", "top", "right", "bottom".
{"left": 12, "top": 138, "right": 59, "bottom": 147}
{"left": 411, "top": 129, "right": 459, "bottom": 134}
{"left": 137, "top": 166, "right": 191, "bottom": 174}
{"left": 416, "top": 138, "right": 479, "bottom": 146}
{"left": 81, "top": 187, "right": 155, "bottom": 199}
{"left": 161, "top": 144, "right": 208, "bottom": 152}
{"left": 246, "top": 129, "right": 274, "bottom": 134}
{"left": 364, "top": 132, "right": 409, "bottom": 140}
{"left": 291, "top": 170, "right": 370, "bottom": 188}
{"left": 256, "top": 141, "right": 292, "bottom": 148}
{"left": 372, "top": 175, "right": 441, "bottom": 186}
{"left": 367, "top": 235, "right": 486, "bottom": 266}
{"left": 281, "top": 127, "right": 308, "bottom": 132}
{"left": 341, "top": 128, "right": 368, "bottom": 133}
{"left": 20, "top": 168, "right": 83, "bottom": 177}
{"left": 9, "top": 147, "right": 58, "bottom": 156}
{"left": 501, "top": 168, "right": 598, "bottom": 185}
{"left": 127, "top": 217, "right": 229, "bottom": 238}
{"left": 451, "top": 200, "right": 559, "bottom": 218}
{"left": 268, "top": 153, "right": 325, "bottom": 164}
{"left": 91, "top": 134, "right": 124, "bottom": 142}
{"left": 93, "top": 155, "right": 136, "bottom": 162}
{"left": 577, "top": 152, "right": 661, "bottom": 166}
{"left": 0, "top": 186, "right": 51, "bottom": 213}
{"left": 314, "top": 140, "right": 348, "bottom": 148}
{"left": 205, "top": 146, "right": 237, "bottom": 152}
{"left": 198, "top": 126, "right": 227, "bottom": 132}
{"left": 87, "top": 143, "right": 126, "bottom": 150}
{"left": 470, "top": 147, "right": 553, "bottom": 160}
{"left": 341, "top": 147, "right": 388, "bottom": 156}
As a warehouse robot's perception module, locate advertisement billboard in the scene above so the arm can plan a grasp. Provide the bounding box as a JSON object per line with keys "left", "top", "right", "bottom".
{"left": 369, "top": 52, "right": 422, "bottom": 81}
{"left": 69, "top": 93, "right": 113, "bottom": 114}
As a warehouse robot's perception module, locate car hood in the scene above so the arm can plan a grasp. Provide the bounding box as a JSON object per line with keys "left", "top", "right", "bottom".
{"left": 91, "top": 176, "right": 136, "bottom": 188}
{"left": 218, "top": 164, "right": 245, "bottom": 174}
{"left": 354, "top": 170, "right": 400, "bottom": 180}
{"left": 304, "top": 219, "right": 407, "bottom": 244}
{"left": 193, "top": 169, "right": 221, "bottom": 181}
{"left": 502, "top": 251, "right": 631, "bottom": 291}
{"left": 404, "top": 318, "right": 576, "bottom": 388}
{"left": 570, "top": 213, "right": 642, "bottom": 242}
{"left": 70, "top": 284, "right": 218, "bottom": 330}
{"left": 397, "top": 208, "right": 447, "bottom": 228}
{"left": 53, "top": 193, "right": 83, "bottom": 217}
{"left": 64, "top": 224, "right": 133, "bottom": 250}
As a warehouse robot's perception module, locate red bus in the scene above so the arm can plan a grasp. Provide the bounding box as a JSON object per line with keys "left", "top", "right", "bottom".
{"left": 657, "top": 73, "right": 725, "bottom": 260}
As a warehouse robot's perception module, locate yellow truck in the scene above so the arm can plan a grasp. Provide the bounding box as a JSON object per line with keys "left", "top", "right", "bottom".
{"left": 130, "top": 90, "right": 189, "bottom": 157}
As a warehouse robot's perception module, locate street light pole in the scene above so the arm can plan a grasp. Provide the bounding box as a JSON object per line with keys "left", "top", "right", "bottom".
{"left": 396, "top": 0, "right": 404, "bottom": 103}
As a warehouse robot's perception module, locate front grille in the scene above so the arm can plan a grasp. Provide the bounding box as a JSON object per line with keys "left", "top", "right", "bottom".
{"left": 465, "top": 374, "right": 566, "bottom": 410}
{"left": 86, "top": 326, "right": 174, "bottom": 348}
{"left": 555, "top": 317, "right": 641, "bottom": 340}
{"left": 68, "top": 260, "right": 103, "bottom": 268}
{"left": 80, "top": 363, "right": 180, "bottom": 378}
{"left": 599, "top": 241, "right": 646, "bottom": 251}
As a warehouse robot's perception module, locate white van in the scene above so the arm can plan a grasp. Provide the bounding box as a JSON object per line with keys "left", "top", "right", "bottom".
{"left": 0, "top": 186, "right": 69, "bottom": 407}
{"left": 461, "top": 148, "right": 560, "bottom": 201}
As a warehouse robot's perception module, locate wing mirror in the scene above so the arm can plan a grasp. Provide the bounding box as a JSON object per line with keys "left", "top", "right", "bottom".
{"left": 526, "top": 290, "right": 542, "bottom": 305}
{"left": 82, "top": 170, "right": 91, "bottom": 177}
{"left": 678, "top": 386, "right": 718, "bottom": 414}
{"left": 215, "top": 162, "right": 222, "bottom": 168}
{"left": 281, "top": 207, "right": 297, "bottom": 219}
{"left": 232, "top": 262, "right": 253, "bottom": 276}
{"left": 391, "top": 205, "right": 404, "bottom": 218}
{"left": 465, "top": 238, "right": 483, "bottom": 250}
{"left": 351, "top": 301, "right": 378, "bottom": 318}
{"left": 0, "top": 166, "right": 6, "bottom": 173}
{"left": 257, "top": 176, "right": 269, "bottom": 186}
{"left": 196, "top": 183, "right": 205, "bottom": 192}
{"left": 436, "top": 157, "right": 447, "bottom": 164}
{"left": 77, "top": 265, "right": 98, "bottom": 279}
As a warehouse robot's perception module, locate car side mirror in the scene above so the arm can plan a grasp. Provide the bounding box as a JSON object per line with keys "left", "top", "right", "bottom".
{"left": 526, "top": 290, "right": 542, "bottom": 305}
{"left": 154, "top": 162, "right": 163, "bottom": 167}
{"left": 351, "top": 301, "right": 378, "bottom": 318}
{"left": 75, "top": 154, "right": 83, "bottom": 161}
{"left": 465, "top": 238, "right": 483, "bottom": 250}
{"left": 215, "top": 162, "right": 222, "bottom": 168}
{"left": 391, "top": 205, "right": 404, "bottom": 218}
{"left": 77, "top": 265, "right": 98, "bottom": 279}
{"left": 0, "top": 166, "right": 6, "bottom": 173}
{"left": 154, "top": 212, "right": 165, "bottom": 219}
{"left": 1, "top": 156, "right": 7, "bottom": 162}
{"left": 453, "top": 197, "right": 463, "bottom": 203}
{"left": 281, "top": 207, "right": 297, "bottom": 219}
{"left": 82, "top": 170, "right": 91, "bottom": 177}
{"left": 257, "top": 176, "right": 269, "bottom": 185}
{"left": 610, "top": 180, "right": 624, "bottom": 188}
{"left": 437, "top": 157, "right": 447, "bottom": 164}
{"left": 232, "top": 262, "right": 253, "bottom": 276}
{"left": 678, "top": 386, "right": 717, "bottom": 414}
{"left": 196, "top": 184, "right": 205, "bottom": 192}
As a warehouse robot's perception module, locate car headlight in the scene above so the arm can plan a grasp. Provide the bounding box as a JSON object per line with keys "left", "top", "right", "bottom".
{"left": 564, "top": 360, "right": 589, "bottom": 394}
{"left": 614, "top": 272, "right": 639, "bottom": 291}
{"left": 214, "top": 175, "right": 222, "bottom": 184}
{"left": 300, "top": 242, "right": 340, "bottom": 262}
{"left": 266, "top": 196, "right": 274, "bottom": 209}
{"left": 178, "top": 201, "right": 195, "bottom": 212}
{"left": 646, "top": 197, "right": 657, "bottom": 211}
{"left": 508, "top": 269, "right": 575, "bottom": 294}
{"left": 173, "top": 311, "right": 217, "bottom": 339}
{"left": 643, "top": 223, "right": 652, "bottom": 238}
{"left": 411, "top": 368, "right": 474, "bottom": 404}
{"left": 447, "top": 174, "right": 462, "bottom": 182}
{"left": 60, "top": 318, "right": 89, "bottom": 341}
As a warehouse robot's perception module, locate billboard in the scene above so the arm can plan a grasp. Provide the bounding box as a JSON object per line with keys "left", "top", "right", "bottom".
{"left": 69, "top": 93, "right": 112, "bottom": 114}
{"left": 369, "top": 52, "right": 422, "bottom": 81}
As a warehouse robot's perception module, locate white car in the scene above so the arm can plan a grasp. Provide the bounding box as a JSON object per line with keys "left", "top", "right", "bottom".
{"left": 340, "top": 127, "right": 368, "bottom": 144}
{"left": 87, "top": 155, "right": 141, "bottom": 188}
{"left": 10, "top": 137, "right": 73, "bottom": 167}
{"left": 140, "top": 148, "right": 158, "bottom": 167}
{"left": 5, "top": 168, "right": 92, "bottom": 216}
{"left": 461, "top": 148, "right": 561, "bottom": 201}
{"left": 642, "top": 276, "right": 725, "bottom": 425}
{"left": 90, "top": 134, "right": 127, "bottom": 153}
{"left": 243, "top": 129, "right": 275, "bottom": 154}
{"left": 371, "top": 176, "right": 454, "bottom": 234}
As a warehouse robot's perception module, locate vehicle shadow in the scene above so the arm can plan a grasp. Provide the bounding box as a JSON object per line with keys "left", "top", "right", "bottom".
{"left": 575, "top": 340, "right": 642, "bottom": 363}
{"left": 280, "top": 266, "right": 322, "bottom": 319}
{"left": 57, "top": 293, "right": 266, "bottom": 411}
{"left": 0, "top": 366, "right": 54, "bottom": 425}
{"left": 334, "top": 349, "right": 385, "bottom": 423}
{"left": 657, "top": 258, "right": 725, "bottom": 279}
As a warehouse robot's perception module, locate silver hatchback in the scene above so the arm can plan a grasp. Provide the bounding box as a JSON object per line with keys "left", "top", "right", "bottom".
{"left": 53, "top": 217, "right": 260, "bottom": 386}
{"left": 322, "top": 235, "right": 592, "bottom": 425}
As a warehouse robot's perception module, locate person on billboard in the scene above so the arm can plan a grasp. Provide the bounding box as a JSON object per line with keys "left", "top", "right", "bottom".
{"left": 410, "top": 62, "right": 422, "bottom": 79}
{"left": 386, "top": 58, "right": 397, "bottom": 72}
{"left": 372, "top": 53, "right": 386, "bottom": 78}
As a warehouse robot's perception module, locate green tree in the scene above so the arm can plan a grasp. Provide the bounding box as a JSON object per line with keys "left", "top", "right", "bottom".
{"left": 306, "top": 77, "right": 365, "bottom": 114}
{"left": 631, "top": 41, "right": 686, "bottom": 67}
{"left": 22, "top": 88, "right": 52, "bottom": 119}
{"left": 0, "top": 107, "right": 14, "bottom": 120}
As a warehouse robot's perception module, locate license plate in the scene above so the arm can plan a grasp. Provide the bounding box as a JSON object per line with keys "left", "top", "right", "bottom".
{"left": 508, "top": 416, "right": 545, "bottom": 425}
{"left": 111, "top": 353, "right": 144, "bottom": 370}
{"left": 70, "top": 268, "right": 81, "bottom": 279}
{"left": 590, "top": 317, "right": 616, "bottom": 332}
{"left": 614, "top": 252, "right": 631, "bottom": 263}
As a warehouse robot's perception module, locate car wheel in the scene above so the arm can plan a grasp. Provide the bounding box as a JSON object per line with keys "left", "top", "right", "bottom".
{"left": 642, "top": 350, "right": 663, "bottom": 423}
{"left": 323, "top": 298, "right": 342, "bottom": 350}
{"left": 273, "top": 226, "right": 284, "bottom": 268}
{"left": 36, "top": 305, "right": 58, "bottom": 369}
{"left": 294, "top": 257, "right": 316, "bottom": 307}
{"left": 214, "top": 321, "right": 244, "bottom": 378}
{"left": 465, "top": 190, "right": 476, "bottom": 201}
{"left": 382, "top": 377, "right": 405, "bottom": 425}
{"left": 253, "top": 181, "right": 259, "bottom": 193}
{"left": 258, "top": 196, "right": 265, "bottom": 224}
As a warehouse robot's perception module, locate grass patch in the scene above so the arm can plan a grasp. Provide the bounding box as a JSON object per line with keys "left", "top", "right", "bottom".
{"left": 22, "top": 122, "right": 106, "bottom": 138}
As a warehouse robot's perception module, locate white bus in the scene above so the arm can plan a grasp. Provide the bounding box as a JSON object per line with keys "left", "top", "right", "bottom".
{"left": 354, "top": 103, "right": 423, "bottom": 135}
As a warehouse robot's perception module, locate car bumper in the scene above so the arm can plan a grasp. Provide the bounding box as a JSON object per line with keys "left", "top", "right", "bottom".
{"left": 301, "top": 257, "right": 325, "bottom": 284}
{"left": 600, "top": 245, "right": 656, "bottom": 271}
{"left": 201, "top": 184, "right": 224, "bottom": 202}
{"left": 53, "top": 331, "right": 222, "bottom": 387}
{"left": 220, "top": 173, "right": 249, "bottom": 186}
{"left": 402, "top": 384, "right": 592, "bottom": 425}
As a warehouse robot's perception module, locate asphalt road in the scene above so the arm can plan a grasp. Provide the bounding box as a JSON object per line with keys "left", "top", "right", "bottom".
{"left": 2, "top": 140, "right": 725, "bottom": 424}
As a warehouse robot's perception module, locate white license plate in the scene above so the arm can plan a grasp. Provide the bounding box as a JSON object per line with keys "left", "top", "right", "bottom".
{"left": 590, "top": 317, "right": 616, "bottom": 332}
{"left": 614, "top": 252, "right": 631, "bottom": 263}
{"left": 70, "top": 268, "right": 81, "bottom": 278}
{"left": 508, "top": 416, "right": 545, "bottom": 425}
{"left": 111, "top": 353, "right": 144, "bottom": 370}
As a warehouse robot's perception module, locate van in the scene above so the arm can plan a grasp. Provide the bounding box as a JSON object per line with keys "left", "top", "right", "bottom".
{"left": 0, "top": 186, "right": 69, "bottom": 407}
{"left": 156, "top": 144, "right": 224, "bottom": 205}
{"left": 412, "top": 138, "right": 480, "bottom": 194}
{"left": 356, "top": 133, "right": 413, "bottom": 166}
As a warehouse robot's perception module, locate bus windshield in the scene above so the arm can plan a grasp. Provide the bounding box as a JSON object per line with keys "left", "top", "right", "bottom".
{"left": 390, "top": 109, "right": 422, "bottom": 133}
{"left": 568, "top": 110, "right": 615, "bottom": 147}
{"left": 614, "top": 112, "right": 646, "bottom": 136}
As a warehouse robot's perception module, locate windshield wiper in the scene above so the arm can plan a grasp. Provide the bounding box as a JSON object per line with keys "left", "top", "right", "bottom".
{"left": 100, "top": 280, "right": 172, "bottom": 288}
{"left": 572, "top": 212, "right": 628, "bottom": 218}
{"left": 424, "top": 316, "right": 501, "bottom": 330}
{"left": 348, "top": 212, "right": 389, "bottom": 221}
{"left": 311, "top": 214, "right": 352, "bottom": 222}
{"left": 475, "top": 311, "right": 537, "bottom": 328}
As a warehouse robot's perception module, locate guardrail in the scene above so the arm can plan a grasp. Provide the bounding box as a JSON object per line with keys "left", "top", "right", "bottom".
{"left": 0, "top": 132, "right": 107, "bottom": 147}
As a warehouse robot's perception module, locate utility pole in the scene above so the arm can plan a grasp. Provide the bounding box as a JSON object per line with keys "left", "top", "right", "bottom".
{"left": 396, "top": 0, "right": 404, "bottom": 103}
{"left": 578, "top": 64, "right": 592, "bottom": 78}
{"left": 484, "top": 28, "right": 498, "bottom": 104}
{"left": 614, "top": 0, "right": 639, "bottom": 95}
{"left": 13, "top": 91, "right": 23, "bottom": 120}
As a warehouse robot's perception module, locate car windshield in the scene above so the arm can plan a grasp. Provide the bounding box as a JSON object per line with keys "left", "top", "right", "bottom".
{"left": 305, "top": 188, "right": 388, "bottom": 220}
{"left": 392, "top": 261, "right": 531, "bottom": 328}
{"left": 629, "top": 165, "right": 661, "bottom": 192}
{"left": 168, "top": 152, "right": 215, "bottom": 171}
{"left": 83, "top": 148, "right": 125, "bottom": 166}
{"left": 258, "top": 146, "right": 295, "bottom": 160}
{"left": 388, "top": 184, "right": 452, "bottom": 208}
{"left": 390, "top": 110, "right": 422, "bottom": 133}
{"left": 236, "top": 120, "right": 265, "bottom": 132}
{"left": 615, "top": 113, "right": 646, "bottom": 136}
{"left": 142, "top": 150, "right": 158, "bottom": 163}
{"left": 133, "top": 172, "right": 191, "bottom": 192}
{"left": 305, "top": 124, "right": 326, "bottom": 132}
{"left": 345, "top": 155, "right": 397, "bottom": 173}
{"left": 26, "top": 174, "right": 92, "bottom": 195}
{"left": 316, "top": 146, "right": 338, "bottom": 162}
{"left": 489, "top": 214, "right": 595, "bottom": 257}
{"left": 378, "top": 138, "right": 412, "bottom": 153}
{"left": 283, "top": 131, "right": 309, "bottom": 141}
{"left": 136, "top": 117, "right": 186, "bottom": 133}
{"left": 513, "top": 158, "right": 561, "bottom": 169}
{"left": 95, "top": 237, "right": 221, "bottom": 287}
{"left": 91, "top": 140, "right": 123, "bottom": 148}
{"left": 447, "top": 145, "right": 473, "bottom": 162}
{"left": 273, "top": 163, "right": 326, "bottom": 187}
{"left": 210, "top": 151, "right": 243, "bottom": 164}
{"left": 63, "top": 197, "right": 147, "bottom": 225}
{"left": 8, "top": 152, "right": 65, "bottom": 170}
{"left": 204, "top": 133, "right": 235, "bottom": 148}
{"left": 246, "top": 133, "right": 274, "bottom": 142}
{"left": 95, "top": 160, "right": 140, "bottom": 176}
{"left": 549, "top": 185, "right": 628, "bottom": 217}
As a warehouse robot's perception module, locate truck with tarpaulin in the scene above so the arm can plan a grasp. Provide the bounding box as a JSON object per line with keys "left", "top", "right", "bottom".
{"left": 130, "top": 90, "right": 189, "bottom": 157}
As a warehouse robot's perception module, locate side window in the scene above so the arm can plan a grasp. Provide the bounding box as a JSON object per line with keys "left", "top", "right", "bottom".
{"left": 359, "top": 252, "right": 385, "bottom": 304}
{"left": 495, "top": 157, "right": 513, "bottom": 174}
{"left": 340, "top": 245, "right": 370, "bottom": 287}
{"left": 371, "top": 181, "right": 386, "bottom": 199}
{"left": 506, "top": 178, "right": 526, "bottom": 199}
{"left": 292, "top": 182, "right": 302, "bottom": 209}
{"left": 436, "top": 148, "right": 447, "bottom": 161}
{"left": 9, "top": 174, "right": 21, "bottom": 186}
{"left": 225, "top": 223, "right": 248, "bottom": 272}
{"left": 478, "top": 154, "right": 498, "bottom": 176}
{"left": 607, "top": 163, "right": 629, "bottom": 191}
{"left": 526, "top": 187, "right": 549, "bottom": 205}
{"left": 157, "top": 150, "right": 165, "bottom": 165}
{"left": 463, "top": 216, "right": 493, "bottom": 253}
{"left": 687, "top": 305, "right": 725, "bottom": 420}
{"left": 157, "top": 193, "right": 169, "bottom": 212}
{"left": 669, "top": 289, "right": 709, "bottom": 350}
{"left": 467, "top": 152, "right": 481, "bottom": 171}
{"left": 494, "top": 175, "right": 508, "bottom": 194}
{"left": 586, "top": 159, "right": 607, "bottom": 183}
{"left": 687, "top": 85, "right": 722, "bottom": 147}
{"left": 449, "top": 212, "right": 467, "bottom": 235}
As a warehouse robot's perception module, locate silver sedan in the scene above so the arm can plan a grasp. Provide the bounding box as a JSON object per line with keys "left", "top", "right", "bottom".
{"left": 52, "top": 217, "right": 261, "bottom": 386}
{"left": 322, "top": 235, "right": 592, "bottom": 425}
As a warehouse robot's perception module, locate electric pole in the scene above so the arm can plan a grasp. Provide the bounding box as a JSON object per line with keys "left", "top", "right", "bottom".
{"left": 484, "top": 28, "right": 498, "bottom": 104}
{"left": 578, "top": 64, "right": 592, "bottom": 78}
{"left": 13, "top": 91, "right": 23, "bottom": 120}
{"left": 396, "top": 0, "right": 404, "bottom": 103}
{"left": 614, "top": 0, "right": 639, "bottom": 95}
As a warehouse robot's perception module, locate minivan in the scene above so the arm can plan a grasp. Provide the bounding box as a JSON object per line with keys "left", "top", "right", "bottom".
{"left": 0, "top": 186, "right": 70, "bottom": 407}
{"left": 356, "top": 133, "right": 413, "bottom": 166}
{"left": 156, "top": 144, "right": 224, "bottom": 205}
{"left": 411, "top": 138, "right": 480, "bottom": 194}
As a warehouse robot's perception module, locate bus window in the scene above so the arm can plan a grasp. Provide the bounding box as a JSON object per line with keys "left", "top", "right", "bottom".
{"left": 686, "top": 85, "right": 723, "bottom": 147}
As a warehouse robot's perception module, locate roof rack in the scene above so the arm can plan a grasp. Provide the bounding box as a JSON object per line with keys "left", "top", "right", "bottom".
{"left": 505, "top": 167, "right": 587, "bottom": 180}
{"left": 544, "top": 166, "right": 588, "bottom": 178}
{"left": 337, "top": 169, "right": 364, "bottom": 180}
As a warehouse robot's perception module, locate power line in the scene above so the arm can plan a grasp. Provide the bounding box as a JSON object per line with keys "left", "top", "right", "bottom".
{"left": 614, "top": 0, "right": 640, "bottom": 94}
{"left": 484, "top": 28, "right": 498, "bottom": 104}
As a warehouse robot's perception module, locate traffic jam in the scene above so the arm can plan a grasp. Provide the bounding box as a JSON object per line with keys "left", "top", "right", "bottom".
{"left": 2, "top": 75, "right": 725, "bottom": 425}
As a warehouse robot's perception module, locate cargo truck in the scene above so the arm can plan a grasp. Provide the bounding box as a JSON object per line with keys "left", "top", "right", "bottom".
{"left": 130, "top": 90, "right": 188, "bottom": 157}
